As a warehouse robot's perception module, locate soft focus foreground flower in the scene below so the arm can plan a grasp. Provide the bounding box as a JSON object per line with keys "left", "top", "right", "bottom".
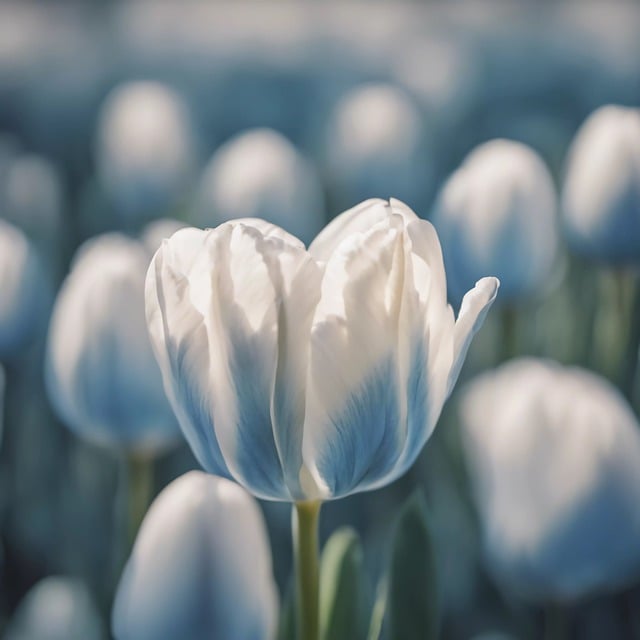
{"left": 461, "top": 358, "right": 640, "bottom": 601}
{"left": 325, "top": 84, "right": 434, "bottom": 209}
{"left": 4, "top": 576, "right": 104, "bottom": 640}
{"left": 431, "top": 139, "right": 559, "bottom": 305}
{"left": 46, "top": 229, "right": 181, "bottom": 452}
{"left": 146, "top": 198, "right": 498, "bottom": 501}
{"left": 193, "top": 128, "right": 326, "bottom": 245}
{"left": 112, "top": 471, "right": 278, "bottom": 640}
{"left": 562, "top": 105, "right": 640, "bottom": 263}
{"left": 96, "top": 81, "right": 195, "bottom": 222}
{"left": 0, "top": 218, "right": 46, "bottom": 358}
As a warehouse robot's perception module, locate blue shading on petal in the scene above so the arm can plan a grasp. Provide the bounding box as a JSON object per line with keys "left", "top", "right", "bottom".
{"left": 314, "top": 354, "right": 401, "bottom": 498}
{"left": 226, "top": 324, "right": 289, "bottom": 499}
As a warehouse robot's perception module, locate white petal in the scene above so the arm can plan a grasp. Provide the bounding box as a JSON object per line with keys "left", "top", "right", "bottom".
{"left": 112, "top": 471, "right": 278, "bottom": 640}
{"left": 448, "top": 276, "right": 499, "bottom": 395}
{"left": 303, "top": 217, "right": 411, "bottom": 498}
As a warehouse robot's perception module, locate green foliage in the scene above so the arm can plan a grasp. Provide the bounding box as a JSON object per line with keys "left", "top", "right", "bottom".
{"left": 387, "top": 491, "right": 439, "bottom": 640}
{"left": 319, "top": 527, "right": 367, "bottom": 640}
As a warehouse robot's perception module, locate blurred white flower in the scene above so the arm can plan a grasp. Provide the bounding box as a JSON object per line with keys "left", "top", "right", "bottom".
{"left": 46, "top": 224, "right": 182, "bottom": 452}
{"left": 562, "top": 105, "right": 640, "bottom": 263}
{"left": 431, "top": 139, "right": 560, "bottom": 305}
{"left": 461, "top": 358, "right": 640, "bottom": 601}
{"left": 325, "top": 83, "right": 434, "bottom": 210}
{"left": 0, "top": 218, "right": 46, "bottom": 358}
{"left": 146, "top": 198, "right": 498, "bottom": 501}
{"left": 112, "top": 471, "right": 278, "bottom": 640}
{"left": 4, "top": 576, "right": 103, "bottom": 640}
{"left": 193, "top": 128, "right": 326, "bottom": 245}
{"left": 96, "top": 81, "right": 195, "bottom": 223}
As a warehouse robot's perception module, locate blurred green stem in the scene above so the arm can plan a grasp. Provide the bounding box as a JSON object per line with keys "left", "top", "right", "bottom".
{"left": 619, "top": 272, "right": 640, "bottom": 401}
{"left": 127, "top": 452, "right": 153, "bottom": 547}
{"left": 366, "top": 579, "right": 388, "bottom": 640}
{"left": 294, "top": 500, "right": 321, "bottom": 640}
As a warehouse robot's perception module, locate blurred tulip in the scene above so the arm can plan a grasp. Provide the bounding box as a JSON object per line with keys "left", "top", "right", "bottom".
{"left": 562, "top": 105, "right": 640, "bottom": 263}
{"left": 46, "top": 227, "right": 181, "bottom": 452}
{"left": 146, "top": 198, "right": 498, "bottom": 501}
{"left": 194, "top": 128, "right": 326, "bottom": 245}
{"left": 96, "top": 81, "right": 195, "bottom": 224}
{"left": 461, "top": 358, "right": 640, "bottom": 601}
{"left": 431, "top": 139, "right": 560, "bottom": 305}
{"left": 324, "top": 83, "right": 434, "bottom": 210}
{"left": 0, "top": 218, "right": 47, "bottom": 358}
{"left": 4, "top": 576, "right": 103, "bottom": 640}
{"left": 112, "top": 471, "right": 278, "bottom": 640}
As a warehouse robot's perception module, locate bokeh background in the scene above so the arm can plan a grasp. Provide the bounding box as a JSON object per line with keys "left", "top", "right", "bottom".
{"left": 1, "top": 1, "right": 640, "bottom": 638}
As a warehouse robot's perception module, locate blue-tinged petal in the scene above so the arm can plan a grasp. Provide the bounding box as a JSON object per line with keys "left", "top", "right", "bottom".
{"left": 112, "top": 472, "right": 278, "bottom": 640}
{"left": 205, "top": 222, "right": 319, "bottom": 500}
{"left": 448, "top": 277, "right": 500, "bottom": 395}
{"left": 146, "top": 229, "right": 231, "bottom": 476}
{"left": 304, "top": 218, "right": 410, "bottom": 498}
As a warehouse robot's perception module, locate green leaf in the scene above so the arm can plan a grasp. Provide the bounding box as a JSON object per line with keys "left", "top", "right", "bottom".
{"left": 319, "top": 527, "right": 366, "bottom": 640}
{"left": 387, "top": 491, "right": 439, "bottom": 640}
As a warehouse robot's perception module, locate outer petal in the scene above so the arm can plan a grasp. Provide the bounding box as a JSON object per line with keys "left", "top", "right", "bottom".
{"left": 309, "top": 198, "right": 417, "bottom": 262}
{"left": 146, "top": 227, "right": 231, "bottom": 476}
{"left": 447, "top": 277, "right": 500, "bottom": 395}
{"left": 112, "top": 471, "right": 278, "bottom": 640}
{"left": 303, "top": 216, "right": 412, "bottom": 498}
{"left": 205, "top": 222, "right": 321, "bottom": 499}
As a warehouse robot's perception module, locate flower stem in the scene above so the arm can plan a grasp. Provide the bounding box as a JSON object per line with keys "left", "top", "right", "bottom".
{"left": 127, "top": 452, "right": 154, "bottom": 547}
{"left": 294, "top": 500, "right": 321, "bottom": 640}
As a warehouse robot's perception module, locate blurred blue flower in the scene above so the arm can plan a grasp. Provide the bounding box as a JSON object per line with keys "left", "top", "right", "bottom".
{"left": 146, "top": 199, "right": 498, "bottom": 501}
{"left": 46, "top": 227, "right": 182, "bottom": 452}
{"left": 0, "top": 218, "right": 47, "bottom": 358}
{"left": 324, "top": 83, "right": 435, "bottom": 210}
{"left": 461, "top": 358, "right": 640, "bottom": 601}
{"left": 4, "top": 576, "right": 104, "bottom": 640}
{"left": 193, "top": 128, "right": 326, "bottom": 245}
{"left": 112, "top": 471, "right": 278, "bottom": 640}
{"left": 431, "top": 139, "right": 560, "bottom": 306}
{"left": 96, "top": 81, "right": 196, "bottom": 224}
{"left": 562, "top": 105, "right": 640, "bottom": 264}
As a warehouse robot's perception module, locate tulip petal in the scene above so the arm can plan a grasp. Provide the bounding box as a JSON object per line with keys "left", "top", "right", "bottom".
{"left": 205, "top": 222, "right": 320, "bottom": 500}
{"left": 304, "top": 218, "right": 411, "bottom": 498}
{"left": 309, "top": 198, "right": 418, "bottom": 262}
{"left": 146, "top": 228, "right": 231, "bottom": 476}
{"left": 448, "top": 276, "right": 499, "bottom": 394}
{"left": 112, "top": 472, "right": 278, "bottom": 640}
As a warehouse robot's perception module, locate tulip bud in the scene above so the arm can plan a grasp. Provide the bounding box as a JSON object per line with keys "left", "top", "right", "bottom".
{"left": 194, "top": 128, "right": 326, "bottom": 245}
{"left": 562, "top": 105, "right": 640, "bottom": 263}
{"left": 96, "top": 82, "right": 195, "bottom": 224}
{"left": 112, "top": 471, "right": 278, "bottom": 640}
{"left": 461, "top": 358, "right": 640, "bottom": 601}
{"left": 46, "top": 227, "right": 181, "bottom": 452}
{"left": 0, "top": 219, "right": 47, "bottom": 358}
{"left": 431, "top": 139, "right": 560, "bottom": 305}
{"left": 325, "top": 83, "right": 434, "bottom": 211}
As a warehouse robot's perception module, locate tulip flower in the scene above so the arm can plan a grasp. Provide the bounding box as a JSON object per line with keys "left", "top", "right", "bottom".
{"left": 147, "top": 198, "right": 497, "bottom": 500}
{"left": 461, "top": 358, "right": 640, "bottom": 601}
{"left": 193, "top": 128, "right": 326, "bottom": 245}
{"left": 0, "top": 219, "right": 46, "bottom": 358}
{"left": 562, "top": 105, "right": 640, "bottom": 263}
{"left": 46, "top": 230, "right": 180, "bottom": 452}
{"left": 112, "top": 471, "right": 278, "bottom": 640}
{"left": 325, "top": 84, "right": 434, "bottom": 210}
{"left": 431, "top": 139, "right": 560, "bottom": 305}
{"left": 4, "top": 576, "right": 104, "bottom": 640}
{"left": 96, "top": 81, "right": 195, "bottom": 224}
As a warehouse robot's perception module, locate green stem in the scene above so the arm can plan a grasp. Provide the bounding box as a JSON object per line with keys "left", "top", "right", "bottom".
{"left": 366, "top": 579, "right": 388, "bottom": 640}
{"left": 544, "top": 603, "right": 568, "bottom": 640}
{"left": 294, "top": 500, "right": 321, "bottom": 640}
{"left": 127, "top": 452, "right": 154, "bottom": 547}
